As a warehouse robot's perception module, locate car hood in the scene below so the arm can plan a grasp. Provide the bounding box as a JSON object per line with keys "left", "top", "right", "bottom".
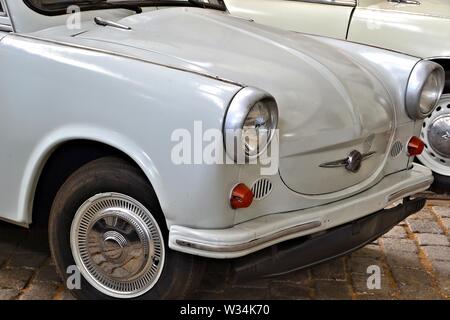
{"left": 52, "top": 7, "right": 419, "bottom": 195}
{"left": 70, "top": 7, "right": 398, "bottom": 116}
{"left": 68, "top": 7, "right": 406, "bottom": 122}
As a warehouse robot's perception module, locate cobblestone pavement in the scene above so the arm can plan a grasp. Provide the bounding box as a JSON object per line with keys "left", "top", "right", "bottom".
{"left": 0, "top": 202, "right": 448, "bottom": 300}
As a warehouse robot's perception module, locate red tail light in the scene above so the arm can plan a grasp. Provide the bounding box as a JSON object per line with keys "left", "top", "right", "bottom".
{"left": 230, "top": 183, "right": 253, "bottom": 209}
{"left": 407, "top": 136, "right": 425, "bottom": 156}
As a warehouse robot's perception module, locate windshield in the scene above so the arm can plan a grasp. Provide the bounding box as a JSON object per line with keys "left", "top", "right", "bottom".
{"left": 24, "top": 0, "right": 226, "bottom": 15}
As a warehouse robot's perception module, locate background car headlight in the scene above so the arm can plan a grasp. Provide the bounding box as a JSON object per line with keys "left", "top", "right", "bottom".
{"left": 224, "top": 87, "right": 278, "bottom": 161}
{"left": 406, "top": 61, "right": 445, "bottom": 119}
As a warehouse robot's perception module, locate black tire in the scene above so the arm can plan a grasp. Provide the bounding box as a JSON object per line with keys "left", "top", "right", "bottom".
{"left": 49, "top": 156, "right": 204, "bottom": 300}
{"left": 444, "top": 69, "right": 450, "bottom": 93}
{"left": 430, "top": 172, "right": 450, "bottom": 195}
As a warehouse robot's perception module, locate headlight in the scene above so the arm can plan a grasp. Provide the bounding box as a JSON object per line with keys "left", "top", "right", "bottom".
{"left": 406, "top": 61, "right": 445, "bottom": 119}
{"left": 224, "top": 87, "right": 278, "bottom": 161}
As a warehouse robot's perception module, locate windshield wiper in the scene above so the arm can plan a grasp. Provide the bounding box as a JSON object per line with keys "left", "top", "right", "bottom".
{"left": 94, "top": 16, "right": 132, "bottom": 30}
{"left": 94, "top": 0, "right": 225, "bottom": 12}
{"left": 188, "top": 0, "right": 227, "bottom": 11}
{"left": 24, "top": 0, "right": 226, "bottom": 15}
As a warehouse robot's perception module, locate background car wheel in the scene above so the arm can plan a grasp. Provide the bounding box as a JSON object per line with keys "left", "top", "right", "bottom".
{"left": 431, "top": 173, "right": 450, "bottom": 194}
{"left": 49, "top": 156, "right": 204, "bottom": 299}
{"left": 417, "top": 94, "right": 450, "bottom": 194}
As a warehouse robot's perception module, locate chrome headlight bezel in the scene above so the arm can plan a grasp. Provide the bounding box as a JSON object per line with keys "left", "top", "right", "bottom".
{"left": 406, "top": 61, "right": 445, "bottom": 120}
{"left": 223, "top": 87, "right": 279, "bottom": 162}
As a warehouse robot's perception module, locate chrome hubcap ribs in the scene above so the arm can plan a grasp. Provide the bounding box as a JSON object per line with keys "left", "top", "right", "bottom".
{"left": 427, "top": 115, "right": 450, "bottom": 158}
{"left": 418, "top": 95, "right": 450, "bottom": 176}
{"left": 70, "top": 193, "right": 165, "bottom": 298}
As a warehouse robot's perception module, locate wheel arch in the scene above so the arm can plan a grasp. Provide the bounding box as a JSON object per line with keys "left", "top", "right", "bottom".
{"left": 20, "top": 130, "right": 166, "bottom": 229}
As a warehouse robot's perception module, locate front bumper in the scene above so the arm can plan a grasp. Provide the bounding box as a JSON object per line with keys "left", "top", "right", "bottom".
{"left": 169, "top": 164, "right": 432, "bottom": 259}
{"left": 232, "top": 197, "right": 426, "bottom": 279}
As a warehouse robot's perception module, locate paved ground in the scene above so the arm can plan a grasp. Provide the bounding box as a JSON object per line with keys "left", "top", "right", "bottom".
{"left": 0, "top": 201, "right": 448, "bottom": 300}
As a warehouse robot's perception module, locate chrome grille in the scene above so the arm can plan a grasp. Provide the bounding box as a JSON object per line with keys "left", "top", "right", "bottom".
{"left": 251, "top": 178, "right": 273, "bottom": 200}
{"left": 390, "top": 141, "right": 403, "bottom": 158}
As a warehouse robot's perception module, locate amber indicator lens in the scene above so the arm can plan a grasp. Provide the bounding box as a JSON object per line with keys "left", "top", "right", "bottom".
{"left": 230, "top": 183, "right": 254, "bottom": 209}
{"left": 407, "top": 136, "right": 425, "bottom": 156}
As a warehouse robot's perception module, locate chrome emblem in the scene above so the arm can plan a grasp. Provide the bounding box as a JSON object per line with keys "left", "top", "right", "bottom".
{"left": 320, "top": 150, "right": 376, "bottom": 173}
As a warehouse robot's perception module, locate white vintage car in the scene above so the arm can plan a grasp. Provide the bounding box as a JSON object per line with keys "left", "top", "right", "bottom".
{"left": 225, "top": 0, "right": 450, "bottom": 192}
{"left": 0, "top": 0, "right": 445, "bottom": 299}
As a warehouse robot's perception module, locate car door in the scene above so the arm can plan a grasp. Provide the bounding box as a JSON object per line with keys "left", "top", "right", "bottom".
{"left": 225, "top": 0, "right": 356, "bottom": 39}
{"left": 348, "top": 0, "right": 450, "bottom": 58}
{"left": 0, "top": 0, "right": 14, "bottom": 221}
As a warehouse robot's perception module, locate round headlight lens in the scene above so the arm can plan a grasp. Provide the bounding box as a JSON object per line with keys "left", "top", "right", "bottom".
{"left": 242, "top": 100, "right": 277, "bottom": 157}
{"left": 224, "top": 87, "right": 278, "bottom": 162}
{"left": 406, "top": 61, "right": 445, "bottom": 120}
{"left": 419, "top": 70, "right": 442, "bottom": 114}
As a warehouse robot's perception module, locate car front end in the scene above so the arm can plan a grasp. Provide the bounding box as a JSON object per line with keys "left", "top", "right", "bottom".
{"left": 28, "top": 3, "right": 444, "bottom": 271}
{"left": 0, "top": 0, "right": 446, "bottom": 299}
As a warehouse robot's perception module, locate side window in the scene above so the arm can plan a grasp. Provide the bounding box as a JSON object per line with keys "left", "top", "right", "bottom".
{"left": 0, "top": 3, "right": 3, "bottom": 15}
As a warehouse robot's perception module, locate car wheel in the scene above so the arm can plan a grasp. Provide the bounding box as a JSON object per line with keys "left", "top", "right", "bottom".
{"left": 431, "top": 172, "right": 450, "bottom": 194}
{"left": 49, "top": 156, "right": 204, "bottom": 299}
{"left": 417, "top": 94, "right": 450, "bottom": 194}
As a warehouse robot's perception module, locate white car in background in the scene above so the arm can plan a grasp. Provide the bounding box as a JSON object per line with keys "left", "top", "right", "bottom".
{"left": 225, "top": 0, "right": 450, "bottom": 193}
{"left": 0, "top": 0, "right": 444, "bottom": 299}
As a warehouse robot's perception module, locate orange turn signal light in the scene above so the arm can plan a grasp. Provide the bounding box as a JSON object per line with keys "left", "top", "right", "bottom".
{"left": 407, "top": 136, "right": 425, "bottom": 156}
{"left": 230, "top": 183, "right": 253, "bottom": 209}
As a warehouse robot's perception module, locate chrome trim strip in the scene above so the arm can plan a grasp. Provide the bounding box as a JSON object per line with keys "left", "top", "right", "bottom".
{"left": 13, "top": 34, "right": 244, "bottom": 87}
{"left": 387, "top": 180, "right": 432, "bottom": 203}
{"left": 388, "top": 0, "right": 421, "bottom": 5}
{"left": 406, "top": 60, "right": 445, "bottom": 120}
{"left": 295, "top": 0, "right": 356, "bottom": 7}
{"left": 0, "top": 24, "right": 11, "bottom": 32}
{"left": 223, "top": 87, "right": 279, "bottom": 162}
{"left": 175, "top": 220, "right": 322, "bottom": 253}
{"left": 425, "top": 57, "right": 450, "bottom": 61}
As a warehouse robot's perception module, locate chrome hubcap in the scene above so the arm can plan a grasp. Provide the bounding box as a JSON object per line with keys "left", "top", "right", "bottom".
{"left": 418, "top": 94, "right": 450, "bottom": 176}
{"left": 427, "top": 115, "right": 450, "bottom": 158}
{"left": 70, "top": 193, "right": 165, "bottom": 298}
